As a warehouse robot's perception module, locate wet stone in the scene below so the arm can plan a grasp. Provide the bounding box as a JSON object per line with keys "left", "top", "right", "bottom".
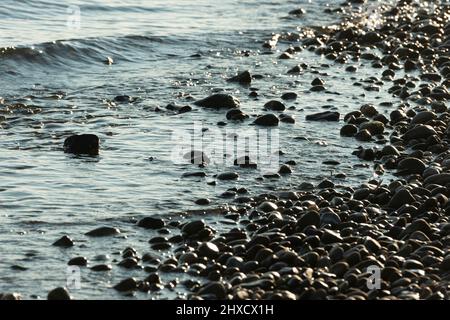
{"left": 137, "top": 217, "right": 165, "bottom": 230}
{"left": 85, "top": 227, "right": 120, "bottom": 237}
{"left": 52, "top": 235, "right": 74, "bottom": 248}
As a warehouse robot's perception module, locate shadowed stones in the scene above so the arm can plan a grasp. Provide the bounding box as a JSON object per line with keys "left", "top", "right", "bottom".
{"left": 281, "top": 92, "right": 297, "bottom": 100}
{"left": 68, "top": 257, "right": 88, "bottom": 266}
{"left": 85, "top": 226, "right": 120, "bottom": 237}
{"left": 64, "top": 134, "right": 99, "bottom": 156}
{"left": 306, "top": 111, "right": 339, "bottom": 121}
{"left": 253, "top": 114, "right": 279, "bottom": 126}
{"left": 194, "top": 94, "right": 240, "bottom": 109}
{"left": 197, "top": 282, "right": 227, "bottom": 299}
{"left": 227, "top": 70, "right": 252, "bottom": 85}
{"left": 114, "top": 278, "right": 138, "bottom": 292}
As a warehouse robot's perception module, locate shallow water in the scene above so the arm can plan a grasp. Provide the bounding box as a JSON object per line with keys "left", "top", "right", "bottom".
{"left": 0, "top": 0, "right": 404, "bottom": 299}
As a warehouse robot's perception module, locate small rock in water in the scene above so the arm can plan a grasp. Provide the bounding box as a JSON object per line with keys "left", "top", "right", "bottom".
{"left": 253, "top": 114, "right": 279, "bottom": 126}
{"left": 85, "top": 226, "right": 120, "bottom": 237}
{"left": 47, "top": 287, "right": 71, "bottom": 300}
{"left": 137, "top": 217, "right": 165, "bottom": 229}
{"left": 226, "top": 109, "right": 248, "bottom": 121}
{"left": 114, "top": 278, "right": 138, "bottom": 292}
{"left": 264, "top": 100, "right": 286, "bottom": 111}
{"left": 227, "top": 70, "right": 252, "bottom": 84}
{"left": 194, "top": 94, "right": 240, "bottom": 109}
{"left": 306, "top": 111, "right": 339, "bottom": 121}
{"left": 217, "top": 172, "right": 239, "bottom": 180}
{"left": 52, "top": 235, "right": 74, "bottom": 248}
{"left": 64, "top": 134, "right": 99, "bottom": 156}
{"left": 68, "top": 257, "right": 88, "bottom": 266}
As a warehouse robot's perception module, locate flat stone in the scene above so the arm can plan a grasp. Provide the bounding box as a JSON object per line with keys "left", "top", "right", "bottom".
{"left": 85, "top": 227, "right": 120, "bottom": 237}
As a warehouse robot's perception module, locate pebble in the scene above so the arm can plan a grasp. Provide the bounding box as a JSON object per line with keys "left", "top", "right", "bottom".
{"left": 114, "top": 278, "right": 138, "bottom": 292}
{"left": 68, "top": 257, "right": 88, "bottom": 266}
{"left": 217, "top": 172, "right": 239, "bottom": 180}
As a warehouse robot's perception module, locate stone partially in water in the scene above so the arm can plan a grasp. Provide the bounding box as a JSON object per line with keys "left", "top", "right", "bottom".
{"left": 306, "top": 111, "right": 339, "bottom": 121}
{"left": 64, "top": 134, "right": 99, "bottom": 156}
{"left": 137, "top": 217, "right": 165, "bottom": 230}
{"left": 264, "top": 100, "right": 286, "bottom": 111}
{"left": 254, "top": 114, "right": 279, "bottom": 126}
{"left": 85, "top": 226, "right": 120, "bottom": 237}
{"left": 47, "top": 287, "right": 71, "bottom": 300}
{"left": 217, "top": 172, "right": 239, "bottom": 180}
{"left": 52, "top": 235, "right": 74, "bottom": 248}
{"left": 194, "top": 94, "right": 240, "bottom": 109}
{"left": 227, "top": 70, "right": 252, "bottom": 84}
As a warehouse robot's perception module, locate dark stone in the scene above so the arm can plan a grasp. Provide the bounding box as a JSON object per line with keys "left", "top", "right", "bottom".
{"left": 306, "top": 111, "right": 339, "bottom": 121}
{"left": 114, "top": 278, "right": 138, "bottom": 292}
{"left": 91, "top": 264, "right": 112, "bottom": 272}
{"left": 297, "top": 211, "right": 320, "bottom": 230}
{"left": 197, "top": 282, "right": 227, "bottom": 299}
{"left": 47, "top": 287, "right": 71, "bottom": 300}
{"left": 194, "top": 94, "right": 240, "bottom": 109}
{"left": 137, "top": 217, "right": 165, "bottom": 229}
{"left": 340, "top": 124, "right": 358, "bottom": 137}
{"left": 388, "top": 189, "right": 415, "bottom": 209}
{"left": 254, "top": 114, "right": 279, "bottom": 126}
{"left": 227, "top": 71, "right": 252, "bottom": 84}
{"left": 64, "top": 134, "right": 99, "bottom": 156}
{"left": 217, "top": 172, "right": 239, "bottom": 180}
{"left": 68, "top": 257, "right": 88, "bottom": 266}
{"left": 226, "top": 109, "right": 248, "bottom": 121}
{"left": 52, "top": 235, "right": 74, "bottom": 248}
{"left": 198, "top": 242, "right": 220, "bottom": 257}
{"left": 85, "top": 226, "right": 120, "bottom": 237}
